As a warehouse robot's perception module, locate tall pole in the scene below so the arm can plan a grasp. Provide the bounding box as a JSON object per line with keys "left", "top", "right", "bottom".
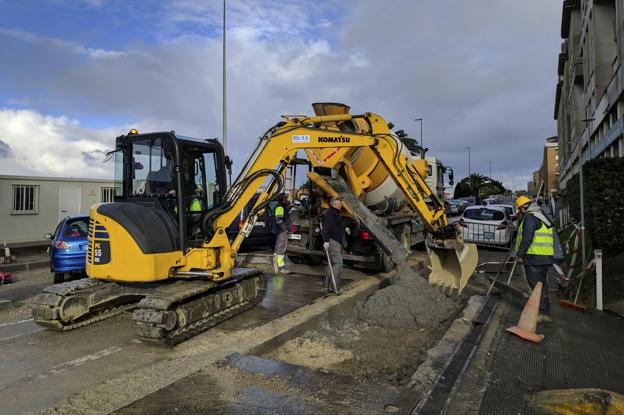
{"left": 465, "top": 146, "right": 471, "bottom": 177}
{"left": 580, "top": 117, "right": 594, "bottom": 270}
{"left": 414, "top": 118, "right": 423, "bottom": 159}
{"left": 489, "top": 160, "right": 492, "bottom": 179}
{"left": 222, "top": 0, "right": 227, "bottom": 156}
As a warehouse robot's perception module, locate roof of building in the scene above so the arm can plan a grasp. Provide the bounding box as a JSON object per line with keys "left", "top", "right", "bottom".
{"left": 0, "top": 174, "right": 114, "bottom": 183}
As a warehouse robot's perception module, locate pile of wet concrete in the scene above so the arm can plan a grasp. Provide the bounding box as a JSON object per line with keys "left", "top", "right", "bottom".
{"left": 264, "top": 260, "right": 467, "bottom": 385}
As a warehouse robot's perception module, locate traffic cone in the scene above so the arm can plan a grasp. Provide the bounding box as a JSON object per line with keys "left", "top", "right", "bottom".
{"left": 506, "top": 281, "right": 545, "bottom": 343}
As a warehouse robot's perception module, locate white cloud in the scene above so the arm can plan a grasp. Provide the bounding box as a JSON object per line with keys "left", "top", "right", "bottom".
{"left": 0, "top": 109, "right": 126, "bottom": 178}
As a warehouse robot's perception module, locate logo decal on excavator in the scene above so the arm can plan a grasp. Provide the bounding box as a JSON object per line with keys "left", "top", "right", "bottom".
{"left": 292, "top": 135, "right": 310, "bottom": 143}
{"left": 318, "top": 136, "right": 350, "bottom": 143}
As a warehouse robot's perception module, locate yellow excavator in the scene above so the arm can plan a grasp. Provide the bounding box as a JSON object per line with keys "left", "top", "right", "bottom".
{"left": 32, "top": 106, "right": 477, "bottom": 345}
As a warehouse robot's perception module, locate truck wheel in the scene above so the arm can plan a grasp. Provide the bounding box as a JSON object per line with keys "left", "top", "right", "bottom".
{"left": 53, "top": 272, "right": 65, "bottom": 284}
{"left": 303, "top": 255, "right": 323, "bottom": 266}
{"left": 381, "top": 252, "right": 394, "bottom": 273}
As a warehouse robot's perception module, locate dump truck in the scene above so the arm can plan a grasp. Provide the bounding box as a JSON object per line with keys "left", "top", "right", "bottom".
{"left": 32, "top": 106, "right": 477, "bottom": 345}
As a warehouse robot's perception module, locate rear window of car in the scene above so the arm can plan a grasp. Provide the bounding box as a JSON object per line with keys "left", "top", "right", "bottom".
{"left": 64, "top": 218, "right": 89, "bottom": 237}
{"left": 464, "top": 208, "right": 505, "bottom": 221}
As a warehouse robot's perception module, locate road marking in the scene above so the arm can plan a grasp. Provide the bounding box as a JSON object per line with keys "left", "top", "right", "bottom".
{"left": 0, "top": 327, "right": 46, "bottom": 342}
{"left": 49, "top": 346, "right": 123, "bottom": 375}
{"left": 0, "top": 317, "right": 34, "bottom": 328}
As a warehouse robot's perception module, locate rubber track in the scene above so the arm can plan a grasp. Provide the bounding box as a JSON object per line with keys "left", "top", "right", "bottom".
{"left": 134, "top": 277, "right": 267, "bottom": 346}
{"left": 32, "top": 278, "right": 137, "bottom": 330}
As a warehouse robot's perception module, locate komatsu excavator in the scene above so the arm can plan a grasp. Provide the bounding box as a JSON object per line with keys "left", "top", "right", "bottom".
{"left": 32, "top": 107, "right": 478, "bottom": 345}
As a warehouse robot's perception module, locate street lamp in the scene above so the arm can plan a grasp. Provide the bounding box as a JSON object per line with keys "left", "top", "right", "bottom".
{"left": 414, "top": 118, "right": 423, "bottom": 159}
{"left": 465, "top": 146, "right": 471, "bottom": 177}
{"left": 579, "top": 117, "right": 595, "bottom": 271}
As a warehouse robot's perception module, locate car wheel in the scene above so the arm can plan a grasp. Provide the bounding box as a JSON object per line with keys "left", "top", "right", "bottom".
{"left": 53, "top": 272, "right": 65, "bottom": 284}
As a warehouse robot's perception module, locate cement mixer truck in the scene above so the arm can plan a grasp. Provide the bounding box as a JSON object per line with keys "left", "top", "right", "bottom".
{"left": 286, "top": 103, "right": 457, "bottom": 272}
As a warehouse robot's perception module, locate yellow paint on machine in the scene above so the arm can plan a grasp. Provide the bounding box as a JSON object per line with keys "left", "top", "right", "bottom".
{"left": 86, "top": 207, "right": 184, "bottom": 283}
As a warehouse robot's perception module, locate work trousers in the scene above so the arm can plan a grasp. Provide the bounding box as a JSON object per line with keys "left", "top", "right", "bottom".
{"left": 524, "top": 264, "right": 551, "bottom": 315}
{"left": 324, "top": 239, "right": 343, "bottom": 290}
{"left": 274, "top": 231, "right": 288, "bottom": 271}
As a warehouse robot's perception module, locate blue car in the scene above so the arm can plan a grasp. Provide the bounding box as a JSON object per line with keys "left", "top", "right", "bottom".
{"left": 45, "top": 215, "right": 90, "bottom": 283}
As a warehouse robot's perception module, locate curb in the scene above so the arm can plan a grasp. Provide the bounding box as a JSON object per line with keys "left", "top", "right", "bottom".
{"left": 0, "top": 259, "right": 50, "bottom": 273}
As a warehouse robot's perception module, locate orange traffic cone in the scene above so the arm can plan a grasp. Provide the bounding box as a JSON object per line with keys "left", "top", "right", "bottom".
{"left": 506, "top": 281, "right": 545, "bottom": 343}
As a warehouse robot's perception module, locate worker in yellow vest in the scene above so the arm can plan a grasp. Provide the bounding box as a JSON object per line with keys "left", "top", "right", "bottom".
{"left": 271, "top": 193, "right": 291, "bottom": 274}
{"left": 514, "top": 195, "right": 562, "bottom": 323}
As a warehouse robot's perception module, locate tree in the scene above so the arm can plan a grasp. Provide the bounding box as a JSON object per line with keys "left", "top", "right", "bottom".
{"left": 453, "top": 174, "right": 506, "bottom": 199}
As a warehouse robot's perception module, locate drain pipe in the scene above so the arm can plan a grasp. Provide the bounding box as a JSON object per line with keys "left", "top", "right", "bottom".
{"left": 595, "top": 249, "right": 603, "bottom": 311}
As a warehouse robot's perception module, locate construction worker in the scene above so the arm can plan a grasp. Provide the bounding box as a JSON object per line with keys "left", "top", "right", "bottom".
{"left": 514, "top": 195, "right": 562, "bottom": 323}
{"left": 322, "top": 196, "right": 345, "bottom": 293}
{"left": 271, "top": 193, "right": 291, "bottom": 274}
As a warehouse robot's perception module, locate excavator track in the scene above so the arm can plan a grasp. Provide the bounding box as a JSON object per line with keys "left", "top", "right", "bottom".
{"left": 32, "top": 269, "right": 266, "bottom": 345}
{"left": 133, "top": 270, "right": 266, "bottom": 345}
{"left": 32, "top": 278, "right": 140, "bottom": 330}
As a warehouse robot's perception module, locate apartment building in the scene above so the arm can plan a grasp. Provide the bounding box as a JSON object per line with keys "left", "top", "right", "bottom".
{"left": 554, "top": 0, "right": 624, "bottom": 189}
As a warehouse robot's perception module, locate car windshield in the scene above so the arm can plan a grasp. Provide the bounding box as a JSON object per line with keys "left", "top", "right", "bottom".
{"left": 464, "top": 208, "right": 505, "bottom": 221}
{"left": 64, "top": 218, "right": 88, "bottom": 237}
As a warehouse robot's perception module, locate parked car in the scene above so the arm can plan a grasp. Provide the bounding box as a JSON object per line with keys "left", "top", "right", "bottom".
{"left": 226, "top": 193, "right": 276, "bottom": 251}
{"left": 45, "top": 215, "right": 90, "bottom": 283}
{"left": 458, "top": 206, "right": 512, "bottom": 247}
{"left": 448, "top": 199, "right": 465, "bottom": 214}
{"left": 489, "top": 204, "right": 519, "bottom": 230}
{"left": 444, "top": 200, "right": 459, "bottom": 216}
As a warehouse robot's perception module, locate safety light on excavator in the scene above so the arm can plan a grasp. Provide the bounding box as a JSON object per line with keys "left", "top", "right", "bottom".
{"left": 128, "top": 129, "right": 139, "bottom": 135}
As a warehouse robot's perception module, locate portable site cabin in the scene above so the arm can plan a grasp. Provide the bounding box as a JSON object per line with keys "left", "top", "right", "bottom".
{"left": 0, "top": 175, "right": 116, "bottom": 247}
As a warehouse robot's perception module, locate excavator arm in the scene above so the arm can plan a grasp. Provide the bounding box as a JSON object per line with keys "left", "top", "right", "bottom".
{"left": 204, "top": 111, "right": 477, "bottom": 291}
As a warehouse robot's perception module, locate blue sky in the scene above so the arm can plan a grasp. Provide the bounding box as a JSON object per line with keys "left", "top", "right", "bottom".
{"left": 0, "top": 0, "right": 562, "bottom": 190}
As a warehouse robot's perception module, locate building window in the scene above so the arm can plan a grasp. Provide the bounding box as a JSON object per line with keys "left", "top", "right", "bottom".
{"left": 11, "top": 184, "right": 39, "bottom": 214}
{"left": 101, "top": 187, "right": 115, "bottom": 203}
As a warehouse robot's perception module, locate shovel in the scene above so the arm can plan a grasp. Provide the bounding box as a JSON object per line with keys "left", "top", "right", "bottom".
{"left": 324, "top": 244, "right": 339, "bottom": 293}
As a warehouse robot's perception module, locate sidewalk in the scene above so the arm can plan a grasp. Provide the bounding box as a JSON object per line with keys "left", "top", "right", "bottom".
{"left": 455, "top": 290, "right": 624, "bottom": 414}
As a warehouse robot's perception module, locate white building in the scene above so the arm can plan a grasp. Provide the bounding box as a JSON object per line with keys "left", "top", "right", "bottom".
{"left": 0, "top": 175, "right": 115, "bottom": 247}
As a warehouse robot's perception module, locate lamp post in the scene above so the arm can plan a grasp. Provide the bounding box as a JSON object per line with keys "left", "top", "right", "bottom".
{"left": 414, "top": 118, "right": 423, "bottom": 159}
{"left": 465, "top": 146, "right": 471, "bottom": 177}
{"left": 580, "top": 117, "right": 594, "bottom": 271}
{"left": 222, "top": 0, "right": 227, "bottom": 156}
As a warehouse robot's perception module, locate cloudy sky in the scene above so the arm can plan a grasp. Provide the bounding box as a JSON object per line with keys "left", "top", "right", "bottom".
{"left": 0, "top": 0, "right": 561, "bottom": 190}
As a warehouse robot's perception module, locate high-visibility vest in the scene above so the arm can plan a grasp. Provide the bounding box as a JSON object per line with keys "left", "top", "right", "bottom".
{"left": 190, "top": 198, "right": 202, "bottom": 212}
{"left": 515, "top": 214, "right": 554, "bottom": 256}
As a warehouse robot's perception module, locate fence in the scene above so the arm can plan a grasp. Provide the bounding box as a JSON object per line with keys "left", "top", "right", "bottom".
{"left": 459, "top": 222, "right": 516, "bottom": 249}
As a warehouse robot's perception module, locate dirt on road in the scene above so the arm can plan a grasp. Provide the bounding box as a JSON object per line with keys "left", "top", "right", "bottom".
{"left": 265, "top": 261, "right": 480, "bottom": 386}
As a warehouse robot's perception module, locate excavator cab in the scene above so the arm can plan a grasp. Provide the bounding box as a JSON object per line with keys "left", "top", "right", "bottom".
{"left": 84, "top": 131, "right": 228, "bottom": 283}
{"left": 115, "top": 131, "right": 226, "bottom": 245}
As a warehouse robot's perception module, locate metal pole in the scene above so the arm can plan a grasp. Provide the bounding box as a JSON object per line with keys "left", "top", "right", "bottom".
{"left": 580, "top": 117, "right": 594, "bottom": 270}
{"left": 414, "top": 118, "right": 423, "bottom": 159}
{"left": 595, "top": 249, "right": 603, "bottom": 311}
{"left": 489, "top": 160, "right": 492, "bottom": 179}
{"left": 465, "top": 146, "right": 471, "bottom": 177}
{"left": 222, "top": 0, "right": 227, "bottom": 156}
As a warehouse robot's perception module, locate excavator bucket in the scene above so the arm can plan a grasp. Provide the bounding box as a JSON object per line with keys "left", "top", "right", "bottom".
{"left": 426, "top": 238, "right": 478, "bottom": 293}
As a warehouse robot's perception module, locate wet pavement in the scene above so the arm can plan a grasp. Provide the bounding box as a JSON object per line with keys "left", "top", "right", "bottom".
{"left": 115, "top": 352, "right": 416, "bottom": 415}
{"left": 0, "top": 268, "right": 351, "bottom": 414}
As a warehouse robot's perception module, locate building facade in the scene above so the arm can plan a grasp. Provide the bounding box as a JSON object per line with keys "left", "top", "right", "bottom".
{"left": 527, "top": 137, "right": 559, "bottom": 198}
{"left": 555, "top": 0, "right": 624, "bottom": 189}
{"left": 0, "top": 175, "right": 115, "bottom": 246}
